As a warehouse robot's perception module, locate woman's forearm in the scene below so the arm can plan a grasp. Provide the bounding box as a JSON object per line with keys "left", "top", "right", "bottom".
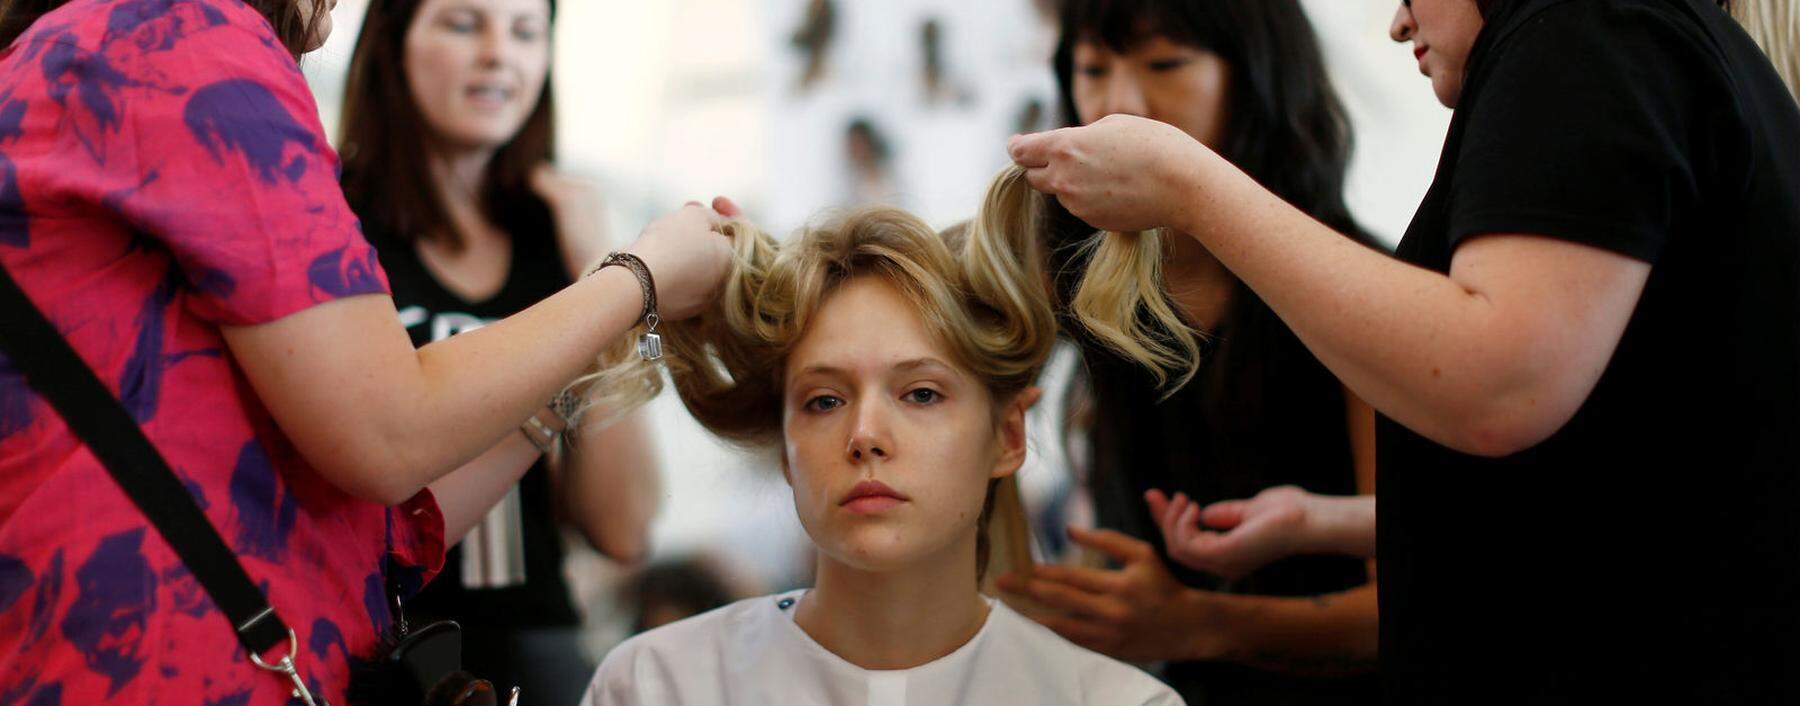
{"left": 1167, "top": 162, "right": 1503, "bottom": 448}
{"left": 1165, "top": 154, "right": 1642, "bottom": 456}
{"left": 386, "top": 267, "right": 643, "bottom": 497}
{"left": 1209, "top": 582, "right": 1380, "bottom": 676}
{"left": 429, "top": 431, "right": 543, "bottom": 544}
{"left": 557, "top": 411, "right": 662, "bottom": 564}
{"left": 224, "top": 266, "right": 645, "bottom": 505}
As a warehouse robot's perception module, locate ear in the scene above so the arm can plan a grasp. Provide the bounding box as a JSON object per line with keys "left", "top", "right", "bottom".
{"left": 991, "top": 387, "right": 1040, "bottom": 480}
{"left": 1016, "top": 386, "right": 1045, "bottom": 412}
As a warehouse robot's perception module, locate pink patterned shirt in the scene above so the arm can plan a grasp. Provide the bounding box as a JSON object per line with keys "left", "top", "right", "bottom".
{"left": 0, "top": 2, "right": 445, "bottom": 705}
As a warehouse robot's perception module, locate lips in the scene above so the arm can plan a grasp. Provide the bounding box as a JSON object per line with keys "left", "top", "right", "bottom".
{"left": 839, "top": 480, "right": 910, "bottom": 513}
{"left": 1413, "top": 45, "right": 1428, "bottom": 62}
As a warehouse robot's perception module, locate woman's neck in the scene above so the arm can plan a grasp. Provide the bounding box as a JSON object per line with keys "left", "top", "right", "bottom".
{"left": 416, "top": 146, "right": 516, "bottom": 300}
{"left": 793, "top": 536, "right": 991, "bottom": 671}
{"left": 425, "top": 146, "right": 501, "bottom": 247}
{"left": 1162, "top": 230, "right": 1239, "bottom": 330}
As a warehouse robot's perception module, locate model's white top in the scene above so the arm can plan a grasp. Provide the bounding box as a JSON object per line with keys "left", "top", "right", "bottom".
{"left": 583, "top": 590, "right": 1185, "bottom": 706}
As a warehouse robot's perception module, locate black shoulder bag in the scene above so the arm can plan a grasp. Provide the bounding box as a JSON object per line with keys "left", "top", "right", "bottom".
{"left": 0, "top": 263, "right": 501, "bottom": 706}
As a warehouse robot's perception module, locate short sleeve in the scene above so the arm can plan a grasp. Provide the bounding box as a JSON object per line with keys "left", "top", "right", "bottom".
{"left": 384, "top": 488, "right": 446, "bottom": 596}
{"left": 1448, "top": 1, "right": 1732, "bottom": 263}
{"left": 52, "top": 12, "right": 387, "bottom": 324}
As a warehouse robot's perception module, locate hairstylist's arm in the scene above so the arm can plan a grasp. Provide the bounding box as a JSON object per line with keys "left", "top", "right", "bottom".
{"left": 219, "top": 203, "right": 735, "bottom": 506}
{"left": 425, "top": 432, "right": 543, "bottom": 543}
{"left": 1011, "top": 116, "right": 1649, "bottom": 457}
{"left": 535, "top": 167, "right": 671, "bottom": 562}
{"left": 554, "top": 411, "right": 662, "bottom": 564}
{"left": 421, "top": 196, "right": 736, "bottom": 544}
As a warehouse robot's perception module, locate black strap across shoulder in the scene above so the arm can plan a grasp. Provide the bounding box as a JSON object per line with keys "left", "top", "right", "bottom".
{"left": 0, "top": 263, "right": 291, "bottom": 658}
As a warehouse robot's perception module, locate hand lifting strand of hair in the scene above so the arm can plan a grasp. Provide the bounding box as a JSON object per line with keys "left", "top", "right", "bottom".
{"left": 569, "top": 165, "right": 1200, "bottom": 433}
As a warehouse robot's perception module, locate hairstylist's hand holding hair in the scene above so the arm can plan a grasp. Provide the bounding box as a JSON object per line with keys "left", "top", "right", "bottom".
{"left": 1146, "top": 487, "right": 1377, "bottom": 580}
{"left": 1008, "top": 114, "right": 1222, "bottom": 234}
{"left": 623, "top": 197, "right": 741, "bottom": 321}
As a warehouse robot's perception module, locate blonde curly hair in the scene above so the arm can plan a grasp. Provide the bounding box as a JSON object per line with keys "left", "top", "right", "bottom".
{"left": 568, "top": 164, "right": 1196, "bottom": 581}
{"left": 572, "top": 165, "right": 1197, "bottom": 432}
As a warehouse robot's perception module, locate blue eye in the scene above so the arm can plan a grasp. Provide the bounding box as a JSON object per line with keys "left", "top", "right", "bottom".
{"left": 904, "top": 388, "right": 941, "bottom": 405}
{"left": 805, "top": 395, "right": 844, "bottom": 413}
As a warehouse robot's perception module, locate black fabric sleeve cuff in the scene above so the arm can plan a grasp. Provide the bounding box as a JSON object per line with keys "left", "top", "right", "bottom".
{"left": 1449, "top": 210, "right": 1665, "bottom": 264}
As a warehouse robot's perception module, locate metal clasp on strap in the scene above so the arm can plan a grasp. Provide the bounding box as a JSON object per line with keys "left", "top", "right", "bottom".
{"left": 248, "top": 628, "right": 327, "bottom": 706}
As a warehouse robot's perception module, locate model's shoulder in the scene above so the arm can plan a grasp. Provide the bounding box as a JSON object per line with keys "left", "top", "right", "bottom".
{"left": 599, "top": 593, "right": 787, "bottom": 668}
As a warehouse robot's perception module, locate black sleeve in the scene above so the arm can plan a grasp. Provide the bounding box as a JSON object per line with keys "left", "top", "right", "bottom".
{"left": 1448, "top": 0, "right": 1732, "bottom": 263}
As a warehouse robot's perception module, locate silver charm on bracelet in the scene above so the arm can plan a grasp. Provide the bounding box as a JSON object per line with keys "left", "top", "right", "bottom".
{"left": 637, "top": 313, "right": 664, "bottom": 361}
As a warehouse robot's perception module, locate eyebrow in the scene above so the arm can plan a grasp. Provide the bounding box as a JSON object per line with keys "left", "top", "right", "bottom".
{"left": 892, "top": 357, "right": 955, "bottom": 374}
{"left": 437, "top": 4, "right": 547, "bottom": 19}
{"left": 792, "top": 357, "right": 957, "bottom": 380}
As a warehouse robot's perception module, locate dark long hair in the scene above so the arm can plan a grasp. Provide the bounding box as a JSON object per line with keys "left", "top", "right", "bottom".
{"left": 1054, "top": 0, "right": 1368, "bottom": 243}
{"left": 0, "top": 0, "right": 320, "bottom": 53}
{"left": 338, "top": 0, "right": 557, "bottom": 250}
{"left": 1050, "top": 0, "right": 1377, "bottom": 441}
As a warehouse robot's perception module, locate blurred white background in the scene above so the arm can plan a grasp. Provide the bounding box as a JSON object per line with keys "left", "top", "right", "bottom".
{"left": 301, "top": 0, "right": 1451, "bottom": 641}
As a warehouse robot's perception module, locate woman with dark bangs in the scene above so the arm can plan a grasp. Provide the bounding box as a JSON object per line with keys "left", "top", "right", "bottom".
{"left": 1012, "top": 0, "right": 1800, "bottom": 699}
{"left": 995, "top": 1, "right": 1383, "bottom": 704}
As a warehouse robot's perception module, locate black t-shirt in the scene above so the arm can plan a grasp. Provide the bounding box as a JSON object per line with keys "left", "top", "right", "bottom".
{"left": 1049, "top": 214, "right": 1378, "bottom": 704}
{"left": 363, "top": 219, "right": 583, "bottom": 630}
{"left": 1380, "top": 0, "right": 1800, "bottom": 700}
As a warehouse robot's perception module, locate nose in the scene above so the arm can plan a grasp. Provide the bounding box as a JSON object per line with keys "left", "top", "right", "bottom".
{"left": 1099, "top": 73, "right": 1149, "bottom": 119}
{"left": 478, "top": 21, "right": 505, "bottom": 68}
{"left": 1390, "top": 4, "right": 1417, "bottom": 43}
{"left": 845, "top": 401, "right": 892, "bottom": 464}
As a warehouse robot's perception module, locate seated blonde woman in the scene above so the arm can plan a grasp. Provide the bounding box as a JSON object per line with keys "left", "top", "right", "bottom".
{"left": 575, "top": 168, "right": 1189, "bottom": 706}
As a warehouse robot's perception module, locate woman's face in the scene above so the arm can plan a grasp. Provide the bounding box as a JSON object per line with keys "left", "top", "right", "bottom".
{"left": 403, "top": 0, "right": 552, "bottom": 152}
{"left": 1071, "top": 35, "right": 1231, "bottom": 148}
{"left": 1391, "top": 0, "right": 1486, "bottom": 108}
{"left": 780, "top": 276, "right": 1030, "bottom": 574}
